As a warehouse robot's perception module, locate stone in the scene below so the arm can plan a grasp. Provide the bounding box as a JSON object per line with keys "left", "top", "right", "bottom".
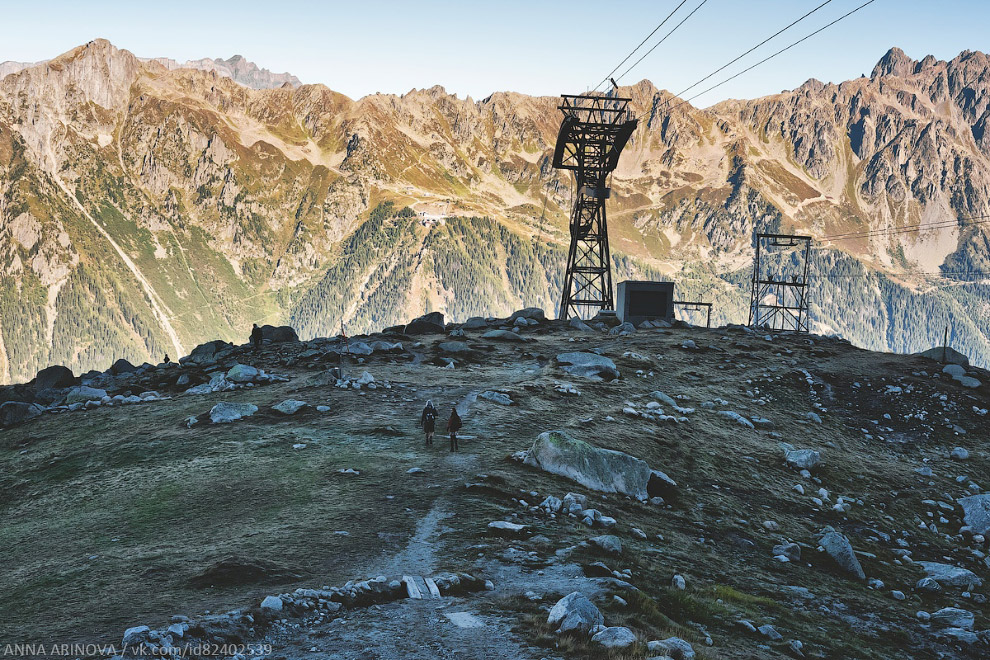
{"left": 785, "top": 448, "right": 821, "bottom": 471}
{"left": 648, "top": 470, "right": 679, "bottom": 499}
{"left": 488, "top": 521, "right": 527, "bottom": 533}
{"left": 943, "top": 364, "right": 967, "bottom": 379}
{"left": 671, "top": 574, "right": 686, "bottom": 589}
{"left": 209, "top": 402, "right": 258, "bottom": 424}
{"left": 438, "top": 341, "right": 471, "bottom": 355}
{"left": 956, "top": 375, "right": 982, "bottom": 388}
{"left": 591, "top": 626, "right": 636, "bottom": 648}
{"left": 347, "top": 341, "right": 373, "bottom": 356}
{"left": 509, "top": 307, "right": 546, "bottom": 323}
{"left": 917, "top": 561, "right": 983, "bottom": 588}
{"left": 569, "top": 317, "right": 595, "bottom": 332}
{"left": 479, "top": 391, "right": 513, "bottom": 406}
{"left": 226, "top": 364, "right": 260, "bottom": 383}
{"left": 773, "top": 543, "right": 801, "bottom": 562}
{"left": 718, "top": 410, "right": 755, "bottom": 428}
{"left": 758, "top": 624, "right": 783, "bottom": 641}
{"left": 951, "top": 447, "right": 970, "bottom": 460}
{"left": 185, "top": 383, "right": 212, "bottom": 395}
{"left": 819, "top": 529, "right": 866, "bottom": 579}
{"left": 0, "top": 401, "right": 43, "bottom": 427}
{"left": 110, "top": 358, "right": 137, "bottom": 375}
{"left": 273, "top": 399, "right": 308, "bottom": 415}
{"left": 524, "top": 430, "right": 653, "bottom": 500}
{"left": 555, "top": 352, "right": 619, "bottom": 381}
{"left": 930, "top": 607, "right": 974, "bottom": 630}
{"left": 647, "top": 637, "right": 695, "bottom": 659}
{"left": 65, "top": 385, "right": 107, "bottom": 404}
{"left": 122, "top": 625, "right": 151, "bottom": 646}
{"left": 260, "top": 325, "right": 298, "bottom": 343}
{"left": 590, "top": 535, "right": 623, "bottom": 555}
{"left": 260, "top": 595, "right": 283, "bottom": 612}
{"left": 959, "top": 494, "right": 990, "bottom": 536}
{"left": 918, "top": 346, "right": 969, "bottom": 367}
{"left": 34, "top": 365, "right": 76, "bottom": 390}
{"left": 547, "top": 592, "right": 604, "bottom": 635}
{"left": 356, "top": 371, "right": 375, "bottom": 387}
{"left": 462, "top": 317, "right": 489, "bottom": 330}
{"left": 915, "top": 577, "right": 942, "bottom": 592}
{"left": 481, "top": 329, "right": 527, "bottom": 342}
{"left": 608, "top": 322, "right": 636, "bottom": 336}
{"left": 186, "top": 340, "right": 232, "bottom": 365}
{"left": 891, "top": 590, "right": 905, "bottom": 600}
{"left": 540, "top": 496, "right": 562, "bottom": 513}
{"left": 404, "top": 312, "right": 445, "bottom": 335}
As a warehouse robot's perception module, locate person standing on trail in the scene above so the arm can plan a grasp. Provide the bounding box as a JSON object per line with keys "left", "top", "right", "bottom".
{"left": 250, "top": 323, "right": 263, "bottom": 351}
{"left": 421, "top": 400, "right": 438, "bottom": 447}
{"left": 163, "top": 354, "right": 170, "bottom": 365}
{"left": 447, "top": 406, "right": 462, "bottom": 452}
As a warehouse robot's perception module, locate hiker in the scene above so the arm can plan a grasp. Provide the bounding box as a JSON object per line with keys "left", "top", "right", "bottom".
{"left": 250, "top": 323, "right": 263, "bottom": 351}
{"left": 447, "top": 407, "right": 462, "bottom": 452}
{"left": 163, "top": 354, "right": 170, "bottom": 365}
{"left": 421, "top": 400, "right": 438, "bottom": 446}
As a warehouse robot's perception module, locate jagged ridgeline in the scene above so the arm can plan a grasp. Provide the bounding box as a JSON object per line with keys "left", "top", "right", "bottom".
{"left": 2, "top": 40, "right": 990, "bottom": 384}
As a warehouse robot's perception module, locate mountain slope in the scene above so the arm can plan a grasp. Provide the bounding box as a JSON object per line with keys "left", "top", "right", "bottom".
{"left": 1, "top": 40, "right": 989, "bottom": 383}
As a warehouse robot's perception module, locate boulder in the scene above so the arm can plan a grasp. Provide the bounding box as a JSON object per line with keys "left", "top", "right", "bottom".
{"left": 918, "top": 346, "right": 969, "bottom": 367}
{"left": 524, "top": 430, "right": 652, "bottom": 500}
{"left": 773, "top": 542, "right": 802, "bottom": 562}
{"left": 273, "top": 399, "right": 308, "bottom": 415}
{"left": 186, "top": 340, "right": 232, "bottom": 365}
{"left": 943, "top": 364, "right": 967, "bottom": 379}
{"left": 568, "top": 317, "right": 595, "bottom": 332}
{"left": 930, "top": 607, "right": 974, "bottom": 630}
{"left": 785, "top": 448, "right": 821, "bottom": 470}
{"left": 260, "top": 595, "right": 283, "bottom": 612}
{"left": 509, "top": 307, "right": 546, "bottom": 323}
{"left": 226, "top": 364, "right": 260, "bottom": 383}
{"left": 481, "top": 329, "right": 527, "bottom": 342}
{"left": 917, "top": 561, "right": 983, "bottom": 588}
{"left": 122, "top": 625, "right": 151, "bottom": 646}
{"left": 647, "top": 637, "right": 695, "bottom": 659}
{"left": 404, "top": 312, "right": 445, "bottom": 335}
{"left": 65, "top": 386, "right": 107, "bottom": 405}
{"left": 951, "top": 447, "right": 970, "bottom": 460}
{"left": 260, "top": 325, "right": 298, "bottom": 343}
{"left": 34, "top": 365, "right": 76, "bottom": 391}
{"left": 959, "top": 494, "right": 990, "bottom": 536}
{"left": 479, "top": 391, "right": 513, "bottom": 406}
{"left": 648, "top": 469, "right": 679, "bottom": 499}
{"left": 488, "top": 521, "right": 527, "bottom": 534}
{"left": 547, "top": 592, "right": 604, "bottom": 635}
{"left": 590, "top": 535, "right": 623, "bottom": 555}
{"left": 556, "top": 352, "right": 619, "bottom": 381}
{"left": 462, "top": 317, "right": 489, "bottom": 330}
{"left": 0, "top": 401, "right": 43, "bottom": 427}
{"left": 209, "top": 402, "right": 258, "bottom": 424}
{"left": 819, "top": 529, "right": 865, "bottom": 579}
{"left": 110, "top": 358, "right": 137, "bottom": 375}
{"left": 346, "top": 341, "right": 373, "bottom": 356}
{"left": 591, "top": 626, "right": 636, "bottom": 649}
{"left": 438, "top": 341, "right": 471, "bottom": 355}
{"left": 608, "top": 322, "right": 636, "bottom": 336}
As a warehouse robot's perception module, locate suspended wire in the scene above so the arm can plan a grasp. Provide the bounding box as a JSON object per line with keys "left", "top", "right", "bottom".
{"left": 821, "top": 214, "right": 990, "bottom": 241}
{"left": 671, "top": 0, "right": 834, "bottom": 102}
{"left": 592, "top": 0, "right": 688, "bottom": 92}
{"left": 614, "top": 0, "right": 710, "bottom": 85}
{"left": 666, "top": 0, "right": 877, "bottom": 113}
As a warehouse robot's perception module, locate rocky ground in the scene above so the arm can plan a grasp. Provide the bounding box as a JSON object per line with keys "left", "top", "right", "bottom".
{"left": 1, "top": 310, "right": 988, "bottom": 659}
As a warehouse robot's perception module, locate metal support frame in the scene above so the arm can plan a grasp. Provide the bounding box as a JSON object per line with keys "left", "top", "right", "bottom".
{"left": 748, "top": 233, "right": 813, "bottom": 332}
{"left": 552, "top": 94, "right": 638, "bottom": 320}
{"left": 673, "top": 301, "right": 712, "bottom": 328}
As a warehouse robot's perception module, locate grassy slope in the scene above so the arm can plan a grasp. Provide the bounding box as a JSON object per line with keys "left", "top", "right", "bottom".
{"left": 0, "top": 324, "right": 987, "bottom": 659}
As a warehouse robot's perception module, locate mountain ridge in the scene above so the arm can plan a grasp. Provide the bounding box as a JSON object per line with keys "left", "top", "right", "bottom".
{"left": 1, "top": 39, "right": 989, "bottom": 385}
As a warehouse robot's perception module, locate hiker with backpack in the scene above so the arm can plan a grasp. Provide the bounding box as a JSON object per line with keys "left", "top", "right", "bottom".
{"left": 447, "top": 406, "right": 462, "bottom": 452}
{"left": 421, "top": 400, "right": 438, "bottom": 446}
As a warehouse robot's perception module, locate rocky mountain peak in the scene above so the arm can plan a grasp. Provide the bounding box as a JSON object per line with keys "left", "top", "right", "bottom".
{"left": 872, "top": 46, "right": 917, "bottom": 78}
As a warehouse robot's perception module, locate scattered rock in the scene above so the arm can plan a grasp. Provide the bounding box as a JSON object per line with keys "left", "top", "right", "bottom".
{"left": 488, "top": 521, "right": 527, "bottom": 534}
{"left": 404, "top": 312, "right": 445, "bottom": 335}
{"left": 479, "top": 391, "right": 513, "bottom": 406}
{"left": 930, "top": 607, "right": 974, "bottom": 630}
{"left": 785, "top": 448, "right": 821, "bottom": 471}
{"left": 917, "top": 561, "right": 983, "bottom": 588}
{"left": 65, "top": 385, "right": 107, "bottom": 404}
{"left": 591, "top": 626, "right": 636, "bottom": 648}
{"left": 226, "top": 364, "right": 260, "bottom": 383}
{"left": 260, "top": 595, "right": 283, "bottom": 612}
{"left": 438, "top": 341, "right": 471, "bottom": 355}
{"left": 481, "top": 329, "right": 527, "bottom": 342}
{"left": 34, "top": 365, "right": 76, "bottom": 390}
{"left": 547, "top": 592, "right": 604, "bottom": 635}
{"left": 818, "top": 529, "right": 866, "bottom": 580}
{"left": 555, "top": 352, "right": 619, "bottom": 381}
{"left": 524, "top": 430, "right": 653, "bottom": 500}
{"left": 758, "top": 624, "right": 783, "bottom": 641}
{"left": 951, "top": 447, "right": 970, "bottom": 460}
{"left": 260, "top": 325, "right": 298, "bottom": 343}
{"left": 590, "top": 535, "right": 623, "bottom": 555}
{"left": 0, "top": 401, "right": 44, "bottom": 427}
{"left": 959, "top": 493, "right": 990, "bottom": 536}
{"left": 209, "top": 402, "right": 258, "bottom": 424}
{"left": 273, "top": 399, "right": 308, "bottom": 415}
{"left": 773, "top": 543, "right": 801, "bottom": 562}
{"left": 671, "top": 574, "right": 686, "bottom": 590}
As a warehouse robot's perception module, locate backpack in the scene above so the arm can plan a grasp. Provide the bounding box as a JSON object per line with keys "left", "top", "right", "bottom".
{"left": 424, "top": 409, "right": 436, "bottom": 424}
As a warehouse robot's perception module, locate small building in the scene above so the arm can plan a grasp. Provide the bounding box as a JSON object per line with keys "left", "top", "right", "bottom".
{"left": 616, "top": 280, "right": 675, "bottom": 326}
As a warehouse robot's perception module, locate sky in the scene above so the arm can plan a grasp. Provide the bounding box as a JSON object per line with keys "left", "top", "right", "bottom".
{"left": 0, "top": 0, "right": 987, "bottom": 106}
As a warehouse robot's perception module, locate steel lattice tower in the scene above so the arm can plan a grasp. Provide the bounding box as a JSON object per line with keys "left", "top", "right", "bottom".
{"left": 552, "top": 94, "right": 638, "bottom": 320}
{"left": 748, "top": 233, "right": 813, "bottom": 332}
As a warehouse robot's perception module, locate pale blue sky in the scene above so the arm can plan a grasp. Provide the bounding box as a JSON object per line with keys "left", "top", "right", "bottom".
{"left": 0, "top": 1, "right": 986, "bottom": 105}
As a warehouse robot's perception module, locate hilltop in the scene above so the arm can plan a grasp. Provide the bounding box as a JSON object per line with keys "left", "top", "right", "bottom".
{"left": 1, "top": 312, "right": 987, "bottom": 658}
{"left": 2, "top": 40, "right": 990, "bottom": 384}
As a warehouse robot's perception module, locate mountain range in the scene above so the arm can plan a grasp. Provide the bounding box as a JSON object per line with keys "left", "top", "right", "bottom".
{"left": 0, "top": 38, "right": 989, "bottom": 384}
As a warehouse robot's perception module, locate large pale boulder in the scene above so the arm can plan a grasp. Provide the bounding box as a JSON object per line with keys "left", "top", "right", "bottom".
{"left": 547, "top": 592, "right": 603, "bottom": 635}
{"left": 959, "top": 494, "right": 990, "bottom": 536}
{"left": 819, "top": 529, "right": 865, "bottom": 579}
{"left": 917, "top": 346, "right": 969, "bottom": 367}
{"left": 917, "top": 562, "right": 983, "bottom": 588}
{"left": 591, "top": 626, "right": 636, "bottom": 648}
{"left": 524, "top": 430, "right": 652, "bottom": 500}
{"left": 226, "top": 364, "right": 260, "bottom": 383}
{"left": 555, "top": 352, "right": 619, "bottom": 381}
{"left": 209, "top": 402, "right": 258, "bottom": 424}
{"left": 65, "top": 385, "right": 107, "bottom": 404}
